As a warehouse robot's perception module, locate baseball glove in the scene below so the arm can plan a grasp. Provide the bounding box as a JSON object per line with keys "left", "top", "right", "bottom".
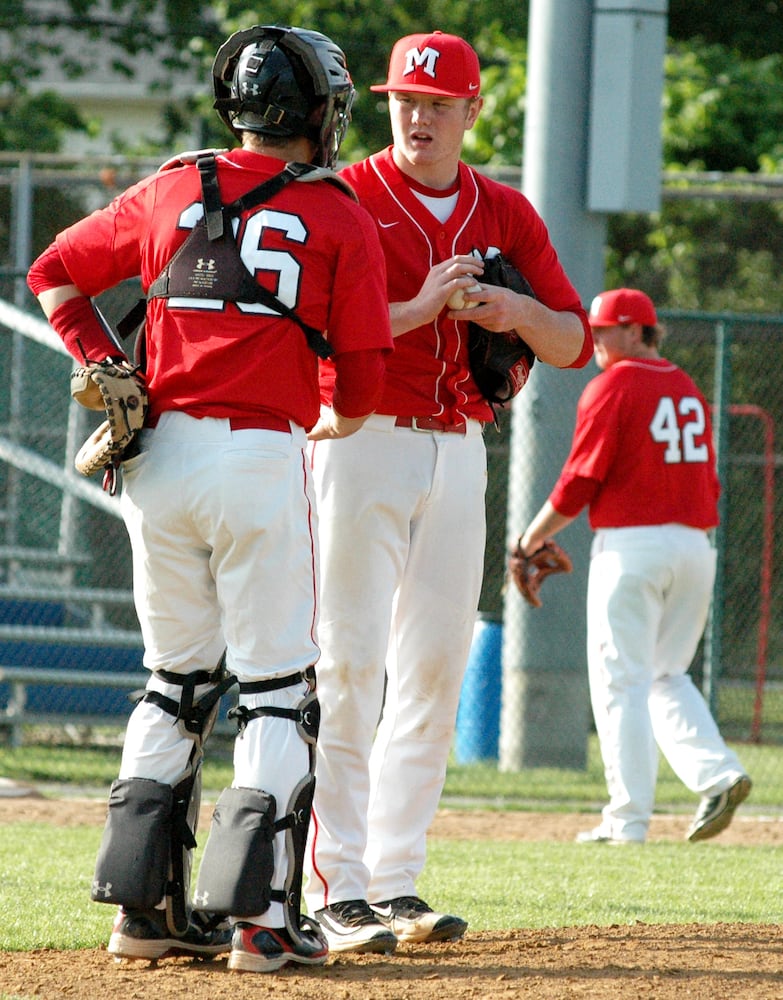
{"left": 70, "top": 359, "right": 148, "bottom": 479}
{"left": 468, "top": 254, "right": 537, "bottom": 406}
{"left": 508, "top": 538, "right": 573, "bottom": 609}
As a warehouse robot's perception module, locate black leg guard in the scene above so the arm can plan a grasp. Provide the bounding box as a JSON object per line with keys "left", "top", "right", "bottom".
{"left": 193, "top": 787, "right": 277, "bottom": 916}
{"left": 92, "top": 777, "right": 173, "bottom": 909}
{"left": 279, "top": 772, "right": 318, "bottom": 948}
{"left": 166, "top": 746, "right": 203, "bottom": 935}
{"left": 119, "top": 655, "right": 236, "bottom": 935}
{"left": 160, "top": 665, "right": 236, "bottom": 935}
{"left": 224, "top": 670, "right": 321, "bottom": 947}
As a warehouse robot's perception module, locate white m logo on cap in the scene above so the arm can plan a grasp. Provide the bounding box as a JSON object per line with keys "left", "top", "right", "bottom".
{"left": 403, "top": 45, "right": 441, "bottom": 79}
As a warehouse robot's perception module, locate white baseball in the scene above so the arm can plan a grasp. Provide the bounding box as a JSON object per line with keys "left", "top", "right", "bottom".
{"left": 447, "top": 283, "right": 482, "bottom": 310}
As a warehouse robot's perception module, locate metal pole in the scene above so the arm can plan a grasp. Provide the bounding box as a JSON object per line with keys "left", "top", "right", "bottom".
{"left": 12, "top": 155, "right": 32, "bottom": 308}
{"left": 500, "top": 0, "right": 606, "bottom": 770}
{"left": 704, "top": 319, "right": 732, "bottom": 716}
{"left": 4, "top": 156, "right": 34, "bottom": 548}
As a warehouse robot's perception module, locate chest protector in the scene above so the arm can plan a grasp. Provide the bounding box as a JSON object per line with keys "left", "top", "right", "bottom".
{"left": 145, "top": 153, "right": 353, "bottom": 359}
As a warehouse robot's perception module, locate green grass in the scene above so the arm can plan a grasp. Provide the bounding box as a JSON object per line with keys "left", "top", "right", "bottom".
{"left": 0, "top": 818, "right": 777, "bottom": 952}
{"left": 1, "top": 733, "right": 781, "bottom": 809}
{"left": 419, "top": 839, "right": 779, "bottom": 929}
{"left": 0, "top": 732, "right": 779, "bottom": 952}
{"left": 0, "top": 825, "right": 104, "bottom": 951}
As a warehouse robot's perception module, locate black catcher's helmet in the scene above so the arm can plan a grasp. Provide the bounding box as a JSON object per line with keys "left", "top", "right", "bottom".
{"left": 212, "top": 25, "right": 355, "bottom": 169}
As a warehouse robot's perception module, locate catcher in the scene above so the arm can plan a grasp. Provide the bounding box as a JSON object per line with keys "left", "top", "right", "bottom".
{"left": 26, "top": 23, "right": 393, "bottom": 975}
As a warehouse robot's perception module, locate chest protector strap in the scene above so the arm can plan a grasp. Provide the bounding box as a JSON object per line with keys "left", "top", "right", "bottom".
{"left": 147, "top": 154, "right": 339, "bottom": 359}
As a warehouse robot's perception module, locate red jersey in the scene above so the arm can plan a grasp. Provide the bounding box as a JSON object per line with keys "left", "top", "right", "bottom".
{"left": 550, "top": 358, "right": 720, "bottom": 530}
{"left": 331, "top": 147, "right": 591, "bottom": 424}
{"left": 53, "top": 148, "right": 392, "bottom": 431}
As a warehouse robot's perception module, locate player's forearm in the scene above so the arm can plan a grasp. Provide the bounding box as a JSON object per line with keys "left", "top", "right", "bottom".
{"left": 309, "top": 349, "right": 386, "bottom": 440}
{"left": 516, "top": 302, "right": 588, "bottom": 368}
{"left": 389, "top": 299, "right": 429, "bottom": 338}
{"left": 35, "top": 287, "right": 123, "bottom": 363}
{"left": 28, "top": 244, "right": 121, "bottom": 362}
{"left": 331, "top": 348, "right": 386, "bottom": 415}
{"left": 518, "top": 500, "right": 575, "bottom": 556}
{"left": 36, "top": 283, "right": 83, "bottom": 318}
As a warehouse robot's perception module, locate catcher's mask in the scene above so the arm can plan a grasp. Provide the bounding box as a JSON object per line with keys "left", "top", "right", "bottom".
{"left": 212, "top": 24, "right": 355, "bottom": 169}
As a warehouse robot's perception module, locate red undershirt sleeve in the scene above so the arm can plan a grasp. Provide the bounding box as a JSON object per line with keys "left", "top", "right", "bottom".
{"left": 47, "top": 297, "right": 125, "bottom": 363}
{"left": 27, "top": 243, "right": 125, "bottom": 362}
{"left": 331, "top": 349, "right": 386, "bottom": 418}
{"left": 26, "top": 242, "right": 72, "bottom": 295}
{"left": 566, "top": 315, "right": 594, "bottom": 370}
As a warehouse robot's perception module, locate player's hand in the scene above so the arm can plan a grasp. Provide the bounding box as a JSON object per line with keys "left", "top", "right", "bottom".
{"left": 307, "top": 407, "right": 369, "bottom": 441}
{"left": 451, "top": 283, "right": 535, "bottom": 333}
{"left": 397, "top": 256, "right": 484, "bottom": 330}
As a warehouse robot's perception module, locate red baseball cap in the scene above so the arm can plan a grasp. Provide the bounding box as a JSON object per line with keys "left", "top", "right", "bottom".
{"left": 589, "top": 288, "right": 657, "bottom": 327}
{"left": 370, "top": 31, "right": 481, "bottom": 99}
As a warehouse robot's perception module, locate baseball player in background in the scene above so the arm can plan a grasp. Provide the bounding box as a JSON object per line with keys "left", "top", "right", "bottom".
{"left": 516, "top": 288, "right": 751, "bottom": 845}
{"left": 304, "top": 31, "right": 592, "bottom": 953}
{"left": 27, "top": 25, "right": 392, "bottom": 974}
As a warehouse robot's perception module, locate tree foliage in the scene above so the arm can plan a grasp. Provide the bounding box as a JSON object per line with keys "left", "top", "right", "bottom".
{"left": 663, "top": 44, "right": 783, "bottom": 172}
{"left": 5, "top": 1, "right": 783, "bottom": 167}
{"left": 0, "top": 1, "right": 529, "bottom": 156}
{"left": 5, "top": 1, "right": 783, "bottom": 312}
{"left": 667, "top": 0, "right": 783, "bottom": 60}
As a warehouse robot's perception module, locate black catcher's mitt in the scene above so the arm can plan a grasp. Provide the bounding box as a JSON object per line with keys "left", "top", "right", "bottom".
{"left": 468, "top": 254, "right": 537, "bottom": 406}
{"left": 508, "top": 538, "right": 573, "bottom": 609}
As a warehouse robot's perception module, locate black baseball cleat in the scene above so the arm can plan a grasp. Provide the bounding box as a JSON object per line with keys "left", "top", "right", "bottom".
{"left": 687, "top": 774, "right": 752, "bottom": 842}
{"left": 315, "top": 898, "right": 397, "bottom": 954}
{"left": 107, "top": 906, "right": 231, "bottom": 961}
{"left": 370, "top": 895, "right": 467, "bottom": 944}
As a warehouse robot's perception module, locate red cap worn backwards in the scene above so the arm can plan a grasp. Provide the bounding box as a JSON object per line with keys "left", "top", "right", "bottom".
{"left": 589, "top": 288, "right": 658, "bottom": 327}
{"left": 370, "top": 31, "right": 481, "bottom": 99}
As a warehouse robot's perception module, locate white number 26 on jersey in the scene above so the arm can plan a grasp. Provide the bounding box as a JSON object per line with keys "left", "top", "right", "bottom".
{"left": 168, "top": 203, "right": 306, "bottom": 314}
{"left": 649, "top": 396, "right": 709, "bottom": 464}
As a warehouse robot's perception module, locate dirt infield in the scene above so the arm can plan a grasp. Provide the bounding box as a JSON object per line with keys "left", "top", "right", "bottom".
{"left": 1, "top": 798, "right": 781, "bottom": 999}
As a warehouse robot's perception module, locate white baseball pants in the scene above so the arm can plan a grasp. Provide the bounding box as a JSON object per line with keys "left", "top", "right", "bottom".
{"left": 305, "top": 415, "right": 487, "bottom": 910}
{"left": 586, "top": 524, "right": 746, "bottom": 842}
{"left": 119, "top": 411, "right": 319, "bottom": 925}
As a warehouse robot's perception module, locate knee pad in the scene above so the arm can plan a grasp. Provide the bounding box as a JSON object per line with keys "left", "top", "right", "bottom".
{"left": 192, "top": 777, "right": 315, "bottom": 945}
{"left": 194, "top": 668, "right": 319, "bottom": 944}
{"left": 193, "top": 786, "right": 277, "bottom": 916}
{"left": 105, "top": 656, "right": 237, "bottom": 934}
{"left": 92, "top": 777, "right": 173, "bottom": 910}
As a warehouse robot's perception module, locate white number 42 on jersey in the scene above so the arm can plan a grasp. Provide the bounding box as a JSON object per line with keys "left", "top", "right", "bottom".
{"left": 649, "top": 396, "right": 709, "bottom": 464}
